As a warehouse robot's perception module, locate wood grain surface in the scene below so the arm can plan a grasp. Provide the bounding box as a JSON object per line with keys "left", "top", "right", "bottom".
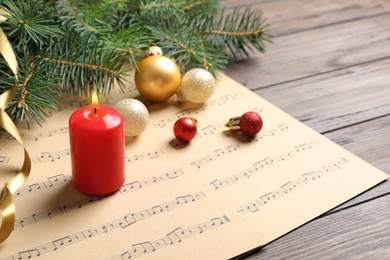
{"left": 224, "top": 0, "right": 390, "bottom": 258}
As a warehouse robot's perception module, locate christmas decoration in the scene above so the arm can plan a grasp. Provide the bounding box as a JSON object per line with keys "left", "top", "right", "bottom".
{"left": 0, "top": 26, "right": 31, "bottom": 243}
{"left": 69, "top": 102, "right": 125, "bottom": 195}
{"left": 225, "top": 111, "right": 263, "bottom": 136}
{"left": 173, "top": 117, "right": 198, "bottom": 142}
{"left": 115, "top": 99, "right": 149, "bottom": 137}
{"left": 0, "top": 0, "right": 271, "bottom": 127}
{"left": 134, "top": 47, "right": 181, "bottom": 102}
{"left": 178, "top": 68, "right": 216, "bottom": 103}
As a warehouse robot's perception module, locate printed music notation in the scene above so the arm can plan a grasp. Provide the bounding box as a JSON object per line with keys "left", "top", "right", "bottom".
{"left": 237, "top": 158, "right": 349, "bottom": 215}
{"left": 190, "top": 144, "right": 241, "bottom": 170}
{"left": 31, "top": 149, "right": 70, "bottom": 165}
{"left": 125, "top": 148, "right": 164, "bottom": 164}
{"left": 242, "top": 123, "right": 291, "bottom": 143}
{"left": 4, "top": 192, "right": 206, "bottom": 260}
{"left": 190, "top": 123, "right": 292, "bottom": 169}
{"left": 30, "top": 148, "right": 164, "bottom": 166}
{"left": 0, "top": 131, "right": 20, "bottom": 141}
{"left": 13, "top": 169, "right": 184, "bottom": 229}
{"left": 33, "top": 126, "right": 69, "bottom": 141}
{"left": 152, "top": 93, "right": 247, "bottom": 128}
{"left": 14, "top": 174, "right": 70, "bottom": 198}
{"left": 56, "top": 100, "right": 88, "bottom": 111}
{"left": 210, "top": 140, "right": 319, "bottom": 190}
{"left": 108, "top": 215, "right": 230, "bottom": 260}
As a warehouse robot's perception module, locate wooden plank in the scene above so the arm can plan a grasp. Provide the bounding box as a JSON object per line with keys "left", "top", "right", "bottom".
{"left": 325, "top": 116, "right": 390, "bottom": 175}
{"left": 324, "top": 115, "right": 390, "bottom": 212}
{"left": 225, "top": 14, "right": 390, "bottom": 90}
{"left": 224, "top": 0, "right": 390, "bottom": 36}
{"left": 249, "top": 57, "right": 390, "bottom": 133}
{"left": 244, "top": 194, "right": 390, "bottom": 259}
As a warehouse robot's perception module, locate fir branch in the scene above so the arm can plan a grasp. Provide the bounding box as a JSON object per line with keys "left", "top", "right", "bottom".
{"left": 0, "top": 0, "right": 61, "bottom": 51}
{"left": 204, "top": 7, "right": 271, "bottom": 60}
{"left": 181, "top": 0, "right": 222, "bottom": 14}
{"left": 43, "top": 33, "right": 127, "bottom": 96}
{"left": 39, "top": 57, "right": 122, "bottom": 77}
{"left": 54, "top": 0, "right": 111, "bottom": 41}
{"left": 5, "top": 55, "right": 61, "bottom": 127}
{"left": 103, "top": 27, "right": 150, "bottom": 69}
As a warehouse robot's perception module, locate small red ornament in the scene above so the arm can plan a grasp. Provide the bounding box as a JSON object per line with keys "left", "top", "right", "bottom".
{"left": 173, "top": 117, "right": 198, "bottom": 142}
{"left": 225, "top": 111, "right": 263, "bottom": 136}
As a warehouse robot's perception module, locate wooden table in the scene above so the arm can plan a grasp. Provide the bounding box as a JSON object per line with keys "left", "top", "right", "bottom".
{"left": 223, "top": 0, "right": 390, "bottom": 258}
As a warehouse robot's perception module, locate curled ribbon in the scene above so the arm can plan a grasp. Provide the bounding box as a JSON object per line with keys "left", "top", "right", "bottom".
{"left": 0, "top": 16, "right": 31, "bottom": 243}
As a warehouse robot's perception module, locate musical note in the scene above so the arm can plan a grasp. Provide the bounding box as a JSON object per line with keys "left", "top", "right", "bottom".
{"left": 166, "top": 227, "right": 184, "bottom": 244}
{"left": 47, "top": 174, "right": 69, "bottom": 187}
{"left": 237, "top": 158, "right": 349, "bottom": 215}
{"left": 34, "top": 152, "right": 55, "bottom": 164}
{"left": 16, "top": 249, "right": 41, "bottom": 259}
{"left": 259, "top": 192, "right": 280, "bottom": 204}
{"left": 210, "top": 179, "right": 223, "bottom": 190}
{"left": 278, "top": 140, "right": 318, "bottom": 160}
{"left": 5, "top": 192, "right": 206, "bottom": 259}
{"left": 281, "top": 181, "right": 303, "bottom": 194}
{"left": 199, "top": 125, "right": 217, "bottom": 136}
{"left": 152, "top": 118, "right": 171, "bottom": 128}
{"left": 147, "top": 205, "right": 164, "bottom": 215}
{"left": 61, "top": 201, "right": 82, "bottom": 213}
{"left": 52, "top": 236, "right": 73, "bottom": 250}
{"left": 190, "top": 144, "right": 241, "bottom": 170}
{"left": 28, "top": 183, "right": 41, "bottom": 192}
{"left": 132, "top": 242, "right": 156, "bottom": 253}
{"left": 119, "top": 214, "right": 137, "bottom": 229}
{"left": 108, "top": 215, "right": 230, "bottom": 260}
{"left": 169, "top": 138, "right": 189, "bottom": 148}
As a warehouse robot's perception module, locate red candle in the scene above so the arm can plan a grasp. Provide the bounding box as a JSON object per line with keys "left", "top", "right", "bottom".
{"left": 69, "top": 93, "right": 125, "bottom": 195}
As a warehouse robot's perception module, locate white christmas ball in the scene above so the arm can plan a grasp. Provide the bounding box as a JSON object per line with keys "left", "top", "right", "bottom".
{"left": 179, "top": 68, "right": 215, "bottom": 103}
{"left": 115, "top": 99, "right": 149, "bottom": 137}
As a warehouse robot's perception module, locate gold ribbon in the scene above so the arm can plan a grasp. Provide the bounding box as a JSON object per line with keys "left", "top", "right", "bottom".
{"left": 0, "top": 15, "right": 31, "bottom": 243}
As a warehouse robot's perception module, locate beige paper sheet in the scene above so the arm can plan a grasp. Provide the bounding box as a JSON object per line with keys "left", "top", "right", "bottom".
{"left": 0, "top": 73, "right": 387, "bottom": 259}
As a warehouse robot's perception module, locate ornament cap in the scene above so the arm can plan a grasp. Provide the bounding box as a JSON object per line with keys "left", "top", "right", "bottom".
{"left": 225, "top": 117, "right": 241, "bottom": 131}
{"left": 146, "top": 46, "right": 163, "bottom": 57}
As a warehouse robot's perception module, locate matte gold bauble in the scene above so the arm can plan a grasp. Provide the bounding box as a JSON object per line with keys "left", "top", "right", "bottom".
{"left": 178, "top": 68, "right": 215, "bottom": 103}
{"left": 134, "top": 53, "right": 181, "bottom": 102}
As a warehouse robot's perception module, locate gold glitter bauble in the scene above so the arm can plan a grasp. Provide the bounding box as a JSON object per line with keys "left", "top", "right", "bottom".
{"left": 179, "top": 68, "right": 215, "bottom": 103}
{"left": 115, "top": 99, "right": 149, "bottom": 137}
{"left": 134, "top": 55, "right": 181, "bottom": 102}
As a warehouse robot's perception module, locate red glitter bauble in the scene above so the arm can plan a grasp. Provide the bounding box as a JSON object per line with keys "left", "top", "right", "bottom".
{"left": 173, "top": 117, "right": 198, "bottom": 142}
{"left": 239, "top": 112, "right": 263, "bottom": 136}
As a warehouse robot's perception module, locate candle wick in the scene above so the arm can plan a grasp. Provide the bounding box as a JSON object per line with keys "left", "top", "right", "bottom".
{"left": 94, "top": 107, "right": 98, "bottom": 118}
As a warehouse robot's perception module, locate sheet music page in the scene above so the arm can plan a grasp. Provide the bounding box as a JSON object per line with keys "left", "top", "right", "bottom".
{"left": 0, "top": 72, "right": 387, "bottom": 259}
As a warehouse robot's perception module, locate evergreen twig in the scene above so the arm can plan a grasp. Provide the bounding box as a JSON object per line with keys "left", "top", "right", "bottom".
{"left": 0, "top": 0, "right": 271, "bottom": 127}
